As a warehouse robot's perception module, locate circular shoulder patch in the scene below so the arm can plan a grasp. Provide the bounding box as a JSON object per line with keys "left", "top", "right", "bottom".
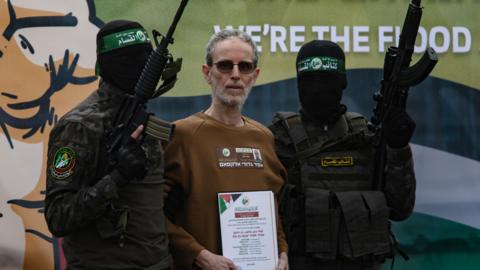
{"left": 51, "top": 146, "right": 77, "bottom": 180}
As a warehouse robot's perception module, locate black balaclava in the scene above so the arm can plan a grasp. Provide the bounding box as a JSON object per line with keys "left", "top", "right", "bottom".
{"left": 96, "top": 20, "right": 153, "bottom": 93}
{"left": 296, "top": 40, "right": 347, "bottom": 124}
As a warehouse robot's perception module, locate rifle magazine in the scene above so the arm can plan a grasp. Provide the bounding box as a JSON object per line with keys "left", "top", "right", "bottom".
{"left": 145, "top": 115, "right": 175, "bottom": 142}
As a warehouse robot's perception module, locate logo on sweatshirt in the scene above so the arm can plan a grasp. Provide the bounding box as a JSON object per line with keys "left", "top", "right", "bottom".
{"left": 216, "top": 147, "right": 264, "bottom": 169}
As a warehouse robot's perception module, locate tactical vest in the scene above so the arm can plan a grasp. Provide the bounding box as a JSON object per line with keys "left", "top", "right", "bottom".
{"left": 274, "top": 112, "right": 392, "bottom": 262}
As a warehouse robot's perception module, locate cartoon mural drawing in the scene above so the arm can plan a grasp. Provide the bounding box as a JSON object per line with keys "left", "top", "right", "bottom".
{"left": 0, "top": 0, "right": 102, "bottom": 269}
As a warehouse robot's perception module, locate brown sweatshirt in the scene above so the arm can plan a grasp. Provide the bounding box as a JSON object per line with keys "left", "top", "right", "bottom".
{"left": 165, "top": 112, "right": 288, "bottom": 269}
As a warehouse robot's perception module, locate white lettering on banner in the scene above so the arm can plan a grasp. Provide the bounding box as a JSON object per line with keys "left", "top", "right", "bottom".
{"left": 452, "top": 26, "right": 471, "bottom": 53}
{"left": 245, "top": 25, "right": 263, "bottom": 52}
{"left": 353, "top": 26, "right": 370, "bottom": 53}
{"left": 331, "top": 26, "right": 350, "bottom": 52}
{"left": 213, "top": 25, "right": 473, "bottom": 54}
{"left": 430, "top": 26, "right": 451, "bottom": 53}
{"left": 379, "top": 26, "right": 393, "bottom": 52}
{"left": 378, "top": 26, "right": 401, "bottom": 52}
{"left": 312, "top": 26, "right": 329, "bottom": 40}
{"left": 270, "top": 25, "right": 288, "bottom": 52}
{"left": 290, "top": 25, "right": 305, "bottom": 52}
{"left": 415, "top": 27, "right": 429, "bottom": 53}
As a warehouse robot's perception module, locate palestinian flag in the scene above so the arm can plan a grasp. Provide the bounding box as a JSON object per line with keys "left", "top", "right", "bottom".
{"left": 218, "top": 193, "right": 242, "bottom": 214}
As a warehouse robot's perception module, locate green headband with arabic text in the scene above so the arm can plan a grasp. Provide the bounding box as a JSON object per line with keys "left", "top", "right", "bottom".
{"left": 297, "top": 56, "right": 346, "bottom": 75}
{"left": 97, "top": 27, "right": 151, "bottom": 55}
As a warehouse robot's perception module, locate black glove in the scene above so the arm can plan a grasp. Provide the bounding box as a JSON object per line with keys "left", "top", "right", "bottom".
{"left": 384, "top": 107, "right": 416, "bottom": 148}
{"left": 112, "top": 138, "right": 148, "bottom": 186}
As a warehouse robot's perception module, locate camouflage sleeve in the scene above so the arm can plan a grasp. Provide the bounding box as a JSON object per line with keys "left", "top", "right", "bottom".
{"left": 44, "top": 121, "right": 119, "bottom": 237}
{"left": 383, "top": 144, "right": 416, "bottom": 221}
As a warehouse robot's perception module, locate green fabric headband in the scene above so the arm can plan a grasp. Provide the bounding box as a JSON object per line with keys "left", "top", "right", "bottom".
{"left": 97, "top": 27, "right": 150, "bottom": 54}
{"left": 297, "top": 56, "right": 345, "bottom": 74}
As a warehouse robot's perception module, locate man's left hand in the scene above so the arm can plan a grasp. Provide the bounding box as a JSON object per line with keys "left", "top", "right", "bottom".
{"left": 277, "top": 252, "right": 288, "bottom": 270}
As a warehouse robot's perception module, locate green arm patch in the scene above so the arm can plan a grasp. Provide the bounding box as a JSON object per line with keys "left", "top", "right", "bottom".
{"left": 50, "top": 146, "right": 77, "bottom": 180}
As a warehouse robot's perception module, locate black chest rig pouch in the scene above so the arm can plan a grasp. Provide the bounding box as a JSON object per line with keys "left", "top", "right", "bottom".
{"left": 275, "top": 112, "right": 393, "bottom": 263}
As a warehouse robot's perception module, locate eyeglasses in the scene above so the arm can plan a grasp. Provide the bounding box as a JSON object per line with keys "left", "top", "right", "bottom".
{"left": 212, "top": 60, "right": 256, "bottom": 74}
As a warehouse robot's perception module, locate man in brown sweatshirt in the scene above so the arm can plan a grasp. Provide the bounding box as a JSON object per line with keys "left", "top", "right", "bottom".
{"left": 164, "top": 29, "right": 289, "bottom": 270}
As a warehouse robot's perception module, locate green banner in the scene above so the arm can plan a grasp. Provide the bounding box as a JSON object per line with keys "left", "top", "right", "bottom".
{"left": 96, "top": 0, "right": 480, "bottom": 96}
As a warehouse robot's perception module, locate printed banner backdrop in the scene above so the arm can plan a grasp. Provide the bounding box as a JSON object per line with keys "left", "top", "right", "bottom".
{"left": 1, "top": 0, "right": 479, "bottom": 269}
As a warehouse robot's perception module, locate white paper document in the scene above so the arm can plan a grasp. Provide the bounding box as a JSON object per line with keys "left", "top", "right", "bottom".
{"left": 218, "top": 190, "right": 278, "bottom": 270}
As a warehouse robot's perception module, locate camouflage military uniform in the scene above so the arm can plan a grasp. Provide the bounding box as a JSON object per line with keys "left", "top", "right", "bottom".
{"left": 45, "top": 80, "right": 171, "bottom": 270}
{"left": 269, "top": 111, "right": 416, "bottom": 270}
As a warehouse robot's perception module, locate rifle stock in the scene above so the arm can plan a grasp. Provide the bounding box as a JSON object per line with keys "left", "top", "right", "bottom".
{"left": 371, "top": 0, "right": 438, "bottom": 190}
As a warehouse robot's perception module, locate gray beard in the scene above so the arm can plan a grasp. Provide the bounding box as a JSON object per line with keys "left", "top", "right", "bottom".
{"left": 215, "top": 87, "right": 251, "bottom": 110}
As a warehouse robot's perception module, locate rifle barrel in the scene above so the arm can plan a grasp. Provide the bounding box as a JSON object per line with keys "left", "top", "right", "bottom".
{"left": 134, "top": 0, "right": 189, "bottom": 102}
{"left": 164, "top": 0, "right": 189, "bottom": 46}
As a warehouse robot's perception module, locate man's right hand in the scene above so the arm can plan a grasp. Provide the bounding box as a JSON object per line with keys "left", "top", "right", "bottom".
{"left": 194, "top": 249, "right": 236, "bottom": 270}
{"left": 384, "top": 107, "right": 416, "bottom": 148}
{"left": 112, "top": 125, "right": 148, "bottom": 186}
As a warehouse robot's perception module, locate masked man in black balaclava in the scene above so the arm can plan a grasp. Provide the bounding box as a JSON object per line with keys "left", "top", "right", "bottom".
{"left": 44, "top": 20, "right": 172, "bottom": 269}
{"left": 269, "top": 40, "right": 417, "bottom": 270}
{"left": 97, "top": 20, "right": 152, "bottom": 93}
{"left": 297, "top": 39, "right": 348, "bottom": 125}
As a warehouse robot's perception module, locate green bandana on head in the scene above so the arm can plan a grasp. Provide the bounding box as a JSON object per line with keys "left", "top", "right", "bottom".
{"left": 97, "top": 27, "right": 150, "bottom": 55}
{"left": 297, "top": 56, "right": 345, "bottom": 75}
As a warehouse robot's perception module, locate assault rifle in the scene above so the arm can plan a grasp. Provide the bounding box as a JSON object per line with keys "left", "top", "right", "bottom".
{"left": 371, "top": 0, "right": 437, "bottom": 190}
{"left": 107, "top": 0, "right": 189, "bottom": 155}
